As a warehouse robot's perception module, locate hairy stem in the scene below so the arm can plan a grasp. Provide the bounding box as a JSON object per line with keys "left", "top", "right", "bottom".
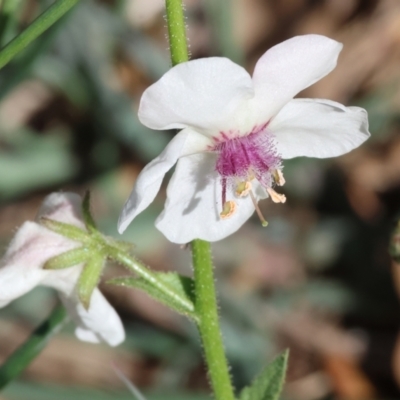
{"left": 165, "top": 0, "right": 189, "bottom": 66}
{"left": 192, "top": 240, "right": 236, "bottom": 400}
{"left": 164, "top": 0, "right": 235, "bottom": 398}
{"left": 107, "top": 245, "right": 196, "bottom": 316}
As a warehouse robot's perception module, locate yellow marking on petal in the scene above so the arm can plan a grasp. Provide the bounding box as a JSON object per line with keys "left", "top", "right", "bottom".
{"left": 220, "top": 201, "right": 237, "bottom": 219}
{"left": 267, "top": 188, "right": 286, "bottom": 203}
{"left": 273, "top": 169, "right": 286, "bottom": 186}
{"left": 235, "top": 181, "right": 252, "bottom": 198}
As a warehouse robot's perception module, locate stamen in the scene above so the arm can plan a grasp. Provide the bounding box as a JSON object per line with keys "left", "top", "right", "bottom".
{"left": 222, "top": 177, "right": 227, "bottom": 205}
{"left": 220, "top": 201, "right": 237, "bottom": 219}
{"left": 235, "top": 181, "right": 252, "bottom": 197}
{"left": 272, "top": 169, "right": 286, "bottom": 186}
{"left": 249, "top": 190, "right": 268, "bottom": 227}
{"left": 267, "top": 188, "right": 286, "bottom": 203}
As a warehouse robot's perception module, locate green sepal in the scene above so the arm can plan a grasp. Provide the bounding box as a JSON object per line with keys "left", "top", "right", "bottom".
{"left": 78, "top": 255, "right": 105, "bottom": 310}
{"left": 39, "top": 217, "right": 90, "bottom": 243}
{"left": 109, "top": 272, "right": 198, "bottom": 321}
{"left": 82, "top": 191, "right": 100, "bottom": 236}
{"left": 239, "top": 350, "right": 289, "bottom": 400}
{"left": 43, "top": 247, "right": 91, "bottom": 270}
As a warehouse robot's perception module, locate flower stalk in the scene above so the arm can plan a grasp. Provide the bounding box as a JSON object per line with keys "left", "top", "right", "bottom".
{"left": 164, "top": 1, "right": 235, "bottom": 398}
{"left": 106, "top": 244, "right": 196, "bottom": 317}
{"left": 165, "top": 0, "right": 189, "bottom": 66}
{"left": 192, "top": 240, "right": 236, "bottom": 400}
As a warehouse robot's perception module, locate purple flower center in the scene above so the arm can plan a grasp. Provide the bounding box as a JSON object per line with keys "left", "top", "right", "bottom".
{"left": 212, "top": 124, "right": 281, "bottom": 194}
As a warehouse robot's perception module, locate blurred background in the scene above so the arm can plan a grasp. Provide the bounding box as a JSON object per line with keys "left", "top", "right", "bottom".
{"left": 0, "top": 0, "right": 400, "bottom": 399}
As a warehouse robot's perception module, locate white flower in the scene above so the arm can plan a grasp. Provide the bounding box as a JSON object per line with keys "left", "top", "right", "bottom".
{"left": 118, "top": 35, "right": 370, "bottom": 244}
{"left": 0, "top": 192, "right": 125, "bottom": 347}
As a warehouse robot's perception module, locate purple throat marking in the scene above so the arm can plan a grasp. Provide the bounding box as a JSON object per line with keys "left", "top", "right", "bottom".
{"left": 212, "top": 124, "right": 281, "bottom": 191}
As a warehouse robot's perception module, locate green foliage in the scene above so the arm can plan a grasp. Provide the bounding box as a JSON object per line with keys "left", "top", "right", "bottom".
{"left": 109, "top": 272, "right": 197, "bottom": 320}
{"left": 0, "top": 305, "right": 67, "bottom": 390}
{"left": 239, "top": 351, "right": 289, "bottom": 400}
{"left": 3, "top": 381, "right": 211, "bottom": 400}
{"left": 0, "top": 0, "right": 81, "bottom": 70}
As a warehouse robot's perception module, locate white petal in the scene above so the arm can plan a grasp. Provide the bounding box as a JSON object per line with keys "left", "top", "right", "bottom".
{"left": 74, "top": 327, "right": 100, "bottom": 343}
{"left": 37, "top": 192, "right": 85, "bottom": 228}
{"left": 118, "top": 129, "right": 211, "bottom": 234}
{"left": 41, "top": 265, "right": 81, "bottom": 295}
{"left": 139, "top": 57, "right": 254, "bottom": 136}
{"left": 155, "top": 153, "right": 265, "bottom": 243}
{"left": 0, "top": 259, "right": 45, "bottom": 307}
{"left": 250, "top": 35, "right": 343, "bottom": 124}
{"left": 0, "top": 222, "right": 76, "bottom": 307}
{"left": 60, "top": 289, "right": 125, "bottom": 346}
{"left": 270, "top": 98, "right": 370, "bottom": 159}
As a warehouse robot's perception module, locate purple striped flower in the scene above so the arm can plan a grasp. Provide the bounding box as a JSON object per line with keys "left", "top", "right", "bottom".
{"left": 119, "top": 35, "right": 370, "bottom": 243}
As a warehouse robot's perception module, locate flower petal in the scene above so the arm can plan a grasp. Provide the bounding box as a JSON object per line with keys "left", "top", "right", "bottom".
{"left": 250, "top": 35, "right": 343, "bottom": 124}
{"left": 138, "top": 57, "right": 254, "bottom": 136}
{"left": 269, "top": 98, "right": 370, "bottom": 159}
{"left": 0, "top": 222, "right": 76, "bottom": 307}
{"left": 0, "top": 258, "right": 44, "bottom": 307}
{"left": 37, "top": 192, "right": 85, "bottom": 228}
{"left": 118, "top": 129, "right": 211, "bottom": 234}
{"left": 59, "top": 289, "right": 125, "bottom": 346}
{"left": 155, "top": 153, "right": 266, "bottom": 243}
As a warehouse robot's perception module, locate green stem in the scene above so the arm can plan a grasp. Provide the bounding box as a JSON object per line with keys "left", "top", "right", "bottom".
{"left": 192, "top": 240, "right": 235, "bottom": 400}
{"left": 0, "top": 0, "right": 80, "bottom": 70}
{"left": 0, "top": 305, "right": 68, "bottom": 389}
{"left": 165, "top": 0, "right": 189, "bottom": 66}
{"left": 106, "top": 245, "right": 196, "bottom": 316}
{"left": 164, "top": 1, "right": 235, "bottom": 398}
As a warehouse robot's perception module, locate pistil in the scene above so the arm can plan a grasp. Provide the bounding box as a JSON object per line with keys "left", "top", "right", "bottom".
{"left": 249, "top": 191, "right": 268, "bottom": 227}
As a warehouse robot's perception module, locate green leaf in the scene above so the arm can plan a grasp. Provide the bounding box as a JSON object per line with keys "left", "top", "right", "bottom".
{"left": 78, "top": 255, "right": 104, "bottom": 309}
{"left": 239, "top": 350, "right": 289, "bottom": 400}
{"left": 109, "top": 272, "right": 197, "bottom": 320}
{"left": 0, "top": 0, "right": 81, "bottom": 70}
{"left": 0, "top": 305, "right": 67, "bottom": 390}
{"left": 43, "top": 247, "right": 90, "bottom": 270}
